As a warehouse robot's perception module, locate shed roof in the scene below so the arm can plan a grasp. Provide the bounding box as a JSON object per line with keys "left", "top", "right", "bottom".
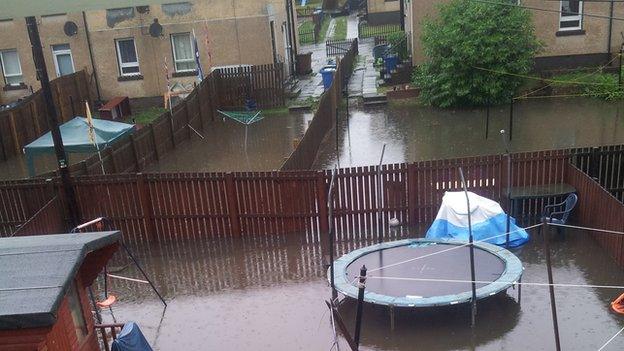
{"left": 0, "top": 232, "right": 121, "bottom": 330}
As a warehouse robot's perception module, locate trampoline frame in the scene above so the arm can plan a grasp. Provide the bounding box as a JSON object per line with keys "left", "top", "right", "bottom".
{"left": 330, "top": 238, "right": 523, "bottom": 308}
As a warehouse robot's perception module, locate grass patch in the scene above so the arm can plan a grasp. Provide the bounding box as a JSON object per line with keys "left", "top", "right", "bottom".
{"left": 317, "top": 16, "right": 332, "bottom": 43}
{"left": 261, "top": 107, "right": 290, "bottom": 116}
{"left": 359, "top": 23, "right": 401, "bottom": 39}
{"left": 126, "top": 107, "right": 167, "bottom": 125}
{"left": 332, "top": 16, "right": 347, "bottom": 41}
{"left": 549, "top": 71, "right": 624, "bottom": 101}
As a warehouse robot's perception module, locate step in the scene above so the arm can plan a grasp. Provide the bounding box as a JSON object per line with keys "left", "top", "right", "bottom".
{"left": 362, "top": 93, "right": 387, "bottom": 103}
{"left": 363, "top": 99, "right": 387, "bottom": 107}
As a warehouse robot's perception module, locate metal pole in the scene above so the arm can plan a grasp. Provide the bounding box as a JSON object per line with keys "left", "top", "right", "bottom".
{"left": 329, "top": 167, "right": 338, "bottom": 300}
{"left": 619, "top": 44, "right": 623, "bottom": 87}
{"left": 354, "top": 265, "right": 367, "bottom": 349}
{"left": 377, "top": 144, "right": 386, "bottom": 244}
{"left": 459, "top": 168, "right": 478, "bottom": 326}
{"left": 508, "top": 98, "right": 514, "bottom": 141}
{"left": 82, "top": 11, "right": 102, "bottom": 103}
{"left": 501, "top": 130, "right": 512, "bottom": 247}
{"left": 542, "top": 218, "right": 562, "bottom": 351}
{"left": 485, "top": 105, "right": 490, "bottom": 139}
{"left": 122, "top": 243, "right": 167, "bottom": 307}
{"left": 26, "top": 16, "right": 80, "bottom": 228}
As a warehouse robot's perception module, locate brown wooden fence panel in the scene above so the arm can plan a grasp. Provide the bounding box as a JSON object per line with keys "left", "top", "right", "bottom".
{"left": 214, "top": 63, "right": 285, "bottom": 110}
{"left": 11, "top": 196, "right": 65, "bottom": 237}
{"left": 565, "top": 163, "right": 624, "bottom": 267}
{"left": 0, "top": 179, "right": 54, "bottom": 236}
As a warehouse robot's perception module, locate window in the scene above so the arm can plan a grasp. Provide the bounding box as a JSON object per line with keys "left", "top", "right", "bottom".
{"left": 560, "top": 1, "right": 583, "bottom": 31}
{"left": 171, "top": 33, "right": 196, "bottom": 72}
{"left": 115, "top": 38, "right": 140, "bottom": 76}
{"left": 0, "top": 49, "right": 23, "bottom": 86}
{"left": 52, "top": 44, "right": 75, "bottom": 77}
{"left": 67, "top": 281, "right": 88, "bottom": 344}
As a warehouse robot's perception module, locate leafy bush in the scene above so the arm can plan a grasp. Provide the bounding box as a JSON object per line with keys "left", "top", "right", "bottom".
{"left": 413, "top": 0, "right": 541, "bottom": 107}
{"left": 387, "top": 32, "right": 409, "bottom": 61}
{"left": 551, "top": 72, "right": 624, "bottom": 101}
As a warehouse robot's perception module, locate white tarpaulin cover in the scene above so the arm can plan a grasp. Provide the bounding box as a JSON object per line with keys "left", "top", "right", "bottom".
{"left": 425, "top": 191, "right": 529, "bottom": 247}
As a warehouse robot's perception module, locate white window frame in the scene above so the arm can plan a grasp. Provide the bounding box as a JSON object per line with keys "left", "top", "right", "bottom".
{"left": 115, "top": 38, "right": 141, "bottom": 76}
{"left": 170, "top": 33, "right": 196, "bottom": 73}
{"left": 52, "top": 44, "right": 75, "bottom": 77}
{"left": 559, "top": 0, "right": 583, "bottom": 31}
{"left": 0, "top": 49, "right": 23, "bottom": 86}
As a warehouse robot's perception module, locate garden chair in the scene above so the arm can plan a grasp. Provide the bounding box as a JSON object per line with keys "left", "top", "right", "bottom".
{"left": 541, "top": 193, "right": 578, "bottom": 236}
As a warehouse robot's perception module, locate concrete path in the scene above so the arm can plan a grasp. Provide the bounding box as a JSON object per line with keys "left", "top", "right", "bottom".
{"left": 346, "top": 14, "right": 359, "bottom": 39}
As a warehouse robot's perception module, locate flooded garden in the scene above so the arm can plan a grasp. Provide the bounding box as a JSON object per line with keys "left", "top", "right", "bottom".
{"left": 100, "top": 227, "right": 624, "bottom": 350}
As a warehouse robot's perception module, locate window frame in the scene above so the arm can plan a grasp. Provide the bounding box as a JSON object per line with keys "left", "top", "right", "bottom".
{"left": 51, "top": 44, "right": 75, "bottom": 77}
{"left": 0, "top": 49, "right": 23, "bottom": 86}
{"left": 170, "top": 32, "right": 196, "bottom": 73}
{"left": 115, "top": 38, "right": 141, "bottom": 76}
{"left": 559, "top": 0, "right": 583, "bottom": 31}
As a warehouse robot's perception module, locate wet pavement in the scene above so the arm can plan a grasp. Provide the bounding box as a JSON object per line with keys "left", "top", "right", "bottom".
{"left": 145, "top": 111, "right": 313, "bottom": 172}
{"left": 314, "top": 98, "right": 624, "bottom": 169}
{"left": 99, "top": 227, "right": 624, "bottom": 350}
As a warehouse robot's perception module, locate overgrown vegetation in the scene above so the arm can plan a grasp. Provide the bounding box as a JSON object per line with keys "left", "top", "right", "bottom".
{"left": 413, "top": 0, "right": 541, "bottom": 107}
{"left": 317, "top": 16, "right": 332, "bottom": 42}
{"left": 127, "top": 107, "right": 167, "bottom": 125}
{"left": 386, "top": 32, "right": 409, "bottom": 61}
{"left": 332, "top": 16, "right": 347, "bottom": 41}
{"left": 550, "top": 72, "right": 624, "bottom": 101}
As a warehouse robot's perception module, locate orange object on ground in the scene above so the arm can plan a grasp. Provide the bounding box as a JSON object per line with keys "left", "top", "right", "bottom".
{"left": 611, "top": 293, "right": 624, "bottom": 314}
{"left": 96, "top": 294, "right": 117, "bottom": 308}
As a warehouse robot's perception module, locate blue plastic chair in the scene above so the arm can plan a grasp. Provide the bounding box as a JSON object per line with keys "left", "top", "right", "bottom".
{"left": 541, "top": 193, "right": 578, "bottom": 235}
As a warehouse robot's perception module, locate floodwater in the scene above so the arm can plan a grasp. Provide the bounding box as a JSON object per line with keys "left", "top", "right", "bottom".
{"left": 314, "top": 98, "right": 624, "bottom": 169}
{"left": 99, "top": 227, "right": 624, "bottom": 350}
{"left": 0, "top": 152, "right": 93, "bottom": 180}
{"left": 145, "top": 111, "right": 313, "bottom": 173}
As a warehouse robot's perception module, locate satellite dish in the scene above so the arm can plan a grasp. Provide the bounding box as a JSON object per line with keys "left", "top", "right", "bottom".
{"left": 136, "top": 6, "right": 150, "bottom": 14}
{"left": 149, "top": 19, "right": 163, "bottom": 38}
{"left": 63, "top": 21, "right": 78, "bottom": 36}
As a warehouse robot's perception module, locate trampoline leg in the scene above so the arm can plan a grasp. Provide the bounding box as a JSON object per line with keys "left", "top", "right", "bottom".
{"left": 389, "top": 305, "right": 395, "bottom": 331}
{"left": 518, "top": 276, "right": 522, "bottom": 305}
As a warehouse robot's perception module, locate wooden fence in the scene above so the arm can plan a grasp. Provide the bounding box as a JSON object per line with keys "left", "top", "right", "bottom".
{"left": 0, "top": 70, "right": 90, "bottom": 161}
{"left": 38, "top": 73, "right": 217, "bottom": 178}
{"left": 565, "top": 163, "right": 624, "bottom": 267}
{"left": 213, "top": 63, "right": 285, "bottom": 109}
{"left": 281, "top": 39, "right": 358, "bottom": 171}
{"left": 571, "top": 144, "right": 624, "bottom": 202}
{"left": 0, "top": 148, "right": 573, "bottom": 244}
{"left": 11, "top": 196, "right": 65, "bottom": 237}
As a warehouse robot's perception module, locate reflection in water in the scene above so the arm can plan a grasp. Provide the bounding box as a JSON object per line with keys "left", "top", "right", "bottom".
{"left": 98, "top": 228, "right": 624, "bottom": 350}
{"left": 0, "top": 151, "right": 93, "bottom": 180}
{"left": 145, "top": 111, "right": 313, "bottom": 173}
{"left": 315, "top": 98, "right": 624, "bottom": 169}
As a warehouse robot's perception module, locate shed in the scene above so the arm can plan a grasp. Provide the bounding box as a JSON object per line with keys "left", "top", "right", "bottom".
{"left": 0, "top": 231, "right": 121, "bottom": 350}
{"left": 23, "top": 117, "right": 135, "bottom": 176}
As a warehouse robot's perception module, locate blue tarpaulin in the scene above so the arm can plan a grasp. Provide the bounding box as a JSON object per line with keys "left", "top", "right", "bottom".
{"left": 426, "top": 191, "right": 529, "bottom": 247}
{"left": 24, "top": 117, "right": 134, "bottom": 176}
{"left": 111, "top": 322, "right": 153, "bottom": 351}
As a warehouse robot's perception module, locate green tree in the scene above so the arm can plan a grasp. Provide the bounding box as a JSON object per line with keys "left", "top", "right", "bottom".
{"left": 413, "top": 0, "right": 541, "bottom": 107}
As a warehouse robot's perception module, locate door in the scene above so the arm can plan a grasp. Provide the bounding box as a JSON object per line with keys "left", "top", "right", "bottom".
{"left": 52, "top": 44, "right": 75, "bottom": 77}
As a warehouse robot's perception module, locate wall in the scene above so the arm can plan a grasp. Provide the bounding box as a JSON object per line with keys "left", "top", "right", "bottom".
{"left": 367, "top": 0, "right": 401, "bottom": 25}
{"left": 408, "top": 0, "right": 620, "bottom": 69}
{"left": 0, "top": 0, "right": 293, "bottom": 103}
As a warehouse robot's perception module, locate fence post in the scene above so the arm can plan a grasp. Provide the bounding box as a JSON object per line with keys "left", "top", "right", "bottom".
{"left": 317, "top": 171, "right": 330, "bottom": 259}
{"left": 225, "top": 173, "right": 241, "bottom": 236}
{"left": 169, "top": 112, "right": 176, "bottom": 148}
{"left": 30, "top": 101, "right": 41, "bottom": 135}
{"left": 7, "top": 112, "right": 21, "bottom": 155}
{"left": 589, "top": 147, "right": 600, "bottom": 180}
{"left": 137, "top": 173, "right": 157, "bottom": 242}
{"left": 150, "top": 124, "right": 160, "bottom": 161}
{"left": 108, "top": 148, "right": 118, "bottom": 174}
{"left": 407, "top": 163, "right": 418, "bottom": 226}
{"left": 130, "top": 134, "right": 141, "bottom": 172}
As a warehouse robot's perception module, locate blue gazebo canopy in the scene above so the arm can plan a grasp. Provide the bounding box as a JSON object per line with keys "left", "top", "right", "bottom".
{"left": 24, "top": 117, "right": 135, "bottom": 176}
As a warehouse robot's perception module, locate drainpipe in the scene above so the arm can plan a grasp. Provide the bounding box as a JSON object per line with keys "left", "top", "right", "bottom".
{"left": 608, "top": 0, "right": 614, "bottom": 57}
{"left": 82, "top": 11, "right": 102, "bottom": 104}
{"left": 285, "top": 0, "right": 297, "bottom": 77}
{"left": 399, "top": 0, "right": 405, "bottom": 31}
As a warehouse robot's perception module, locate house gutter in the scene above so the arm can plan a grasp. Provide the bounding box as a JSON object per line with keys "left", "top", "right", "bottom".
{"left": 608, "top": 0, "right": 614, "bottom": 56}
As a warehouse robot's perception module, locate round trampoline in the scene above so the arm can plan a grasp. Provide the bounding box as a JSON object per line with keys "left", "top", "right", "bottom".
{"left": 330, "top": 239, "right": 523, "bottom": 308}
